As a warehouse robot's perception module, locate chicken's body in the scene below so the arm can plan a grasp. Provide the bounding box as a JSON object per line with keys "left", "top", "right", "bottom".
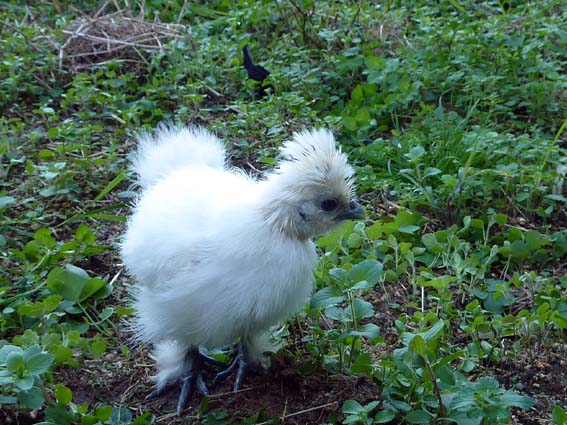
{"left": 121, "top": 126, "right": 363, "bottom": 412}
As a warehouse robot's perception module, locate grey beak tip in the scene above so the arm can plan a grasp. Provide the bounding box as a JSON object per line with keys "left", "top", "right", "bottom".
{"left": 336, "top": 201, "right": 365, "bottom": 221}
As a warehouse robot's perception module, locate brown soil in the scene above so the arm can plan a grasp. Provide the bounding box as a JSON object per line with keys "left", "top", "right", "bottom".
{"left": 53, "top": 345, "right": 380, "bottom": 425}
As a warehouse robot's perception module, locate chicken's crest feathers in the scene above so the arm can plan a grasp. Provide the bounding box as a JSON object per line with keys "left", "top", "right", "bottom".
{"left": 133, "top": 125, "right": 227, "bottom": 189}
{"left": 276, "top": 129, "right": 355, "bottom": 195}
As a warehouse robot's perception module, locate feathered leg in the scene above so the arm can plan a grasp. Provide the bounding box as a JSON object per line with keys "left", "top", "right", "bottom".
{"left": 146, "top": 346, "right": 227, "bottom": 415}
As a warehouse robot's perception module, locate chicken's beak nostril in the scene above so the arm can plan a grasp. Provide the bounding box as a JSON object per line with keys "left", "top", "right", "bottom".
{"left": 335, "top": 200, "right": 365, "bottom": 221}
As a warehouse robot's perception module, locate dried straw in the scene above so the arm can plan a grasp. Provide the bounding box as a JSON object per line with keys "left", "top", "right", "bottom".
{"left": 59, "top": 0, "right": 191, "bottom": 72}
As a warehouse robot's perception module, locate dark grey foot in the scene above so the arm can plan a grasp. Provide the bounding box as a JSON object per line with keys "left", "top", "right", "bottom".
{"left": 212, "top": 342, "right": 249, "bottom": 391}
{"left": 175, "top": 347, "right": 212, "bottom": 415}
{"left": 145, "top": 347, "right": 226, "bottom": 415}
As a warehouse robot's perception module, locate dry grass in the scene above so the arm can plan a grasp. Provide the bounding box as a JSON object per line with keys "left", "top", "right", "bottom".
{"left": 58, "top": 0, "right": 192, "bottom": 72}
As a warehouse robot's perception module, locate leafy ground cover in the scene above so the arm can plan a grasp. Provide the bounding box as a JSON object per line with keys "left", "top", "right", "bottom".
{"left": 1, "top": 0, "right": 566, "bottom": 424}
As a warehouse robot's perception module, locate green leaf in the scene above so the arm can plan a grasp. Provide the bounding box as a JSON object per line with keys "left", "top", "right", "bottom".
{"left": 422, "top": 320, "right": 444, "bottom": 341}
{"left": 329, "top": 267, "right": 348, "bottom": 283}
{"left": 395, "top": 210, "right": 420, "bottom": 226}
{"left": 435, "top": 350, "right": 465, "bottom": 370}
{"left": 80, "top": 416, "right": 98, "bottom": 425}
{"left": 47, "top": 265, "right": 108, "bottom": 304}
{"left": 343, "top": 416, "right": 361, "bottom": 425}
{"left": 15, "top": 375, "right": 35, "bottom": 390}
{"left": 17, "top": 386, "right": 44, "bottom": 409}
{"left": 351, "top": 353, "right": 373, "bottom": 375}
{"left": 374, "top": 410, "right": 396, "bottom": 423}
{"left": 132, "top": 412, "right": 155, "bottom": 425}
{"left": 0, "top": 345, "right": 22, "bottom": 364}
{"left": 99, "top": 306, "right": 114, "bottom": 321}
{"left": 493, "top": 214, "right": 508, "bottom": 225}
{"left": 423, "top": 167, "right": 442, "bottom": 177}
{"left": 75, "top": 224, "right": 96, "bottom": 245}
{"left": 94, "top": 404, "right": 113, "bottom": 421}
{"left": 347, "top": 233, "right": 362, "bottom": 248}
{"left": 405, "top": 409, "right": 433, "bottom": 424}
{"left": 50, "top": 345, "right": 73, "bottom": 364}
{"left": 350, "top": 323, "right": 381, "bottom": 341}
{"left": 509, "top": 240, "right": 529, "bottom": 261}
{"left": 318, "top": 221, "right": 355, "bottom": 250}
{"left": 0, "top": 395, "right": 18, "bottom": 404}
{"left": 310, "top": 286, "right": 345, "bottom": 308}
{"left": 0, "top": 374, "right": 14, "bottom": 385}
{"left": 421, "top": 233, "right": 443, "bottom": 254}
{"left": 110, "top": 406, "right": 133, "bottom": 423}
{"left": 54, "top": 384, "right": 73, "bottom": 404}
{"left": 38, "top": 148, "right": 56, "bottom": 159}
{"left": 409, "top": 335, "right": 426, "bottom": 357}
{"left": 34, "top": 228, "right": 56, "bottom": 248}
{"left": 398, "top": 225, "right": 420, "bottom": 234}
{"left": 0, "top": 196, "right": 16, "bottom": 209}
{"left": 47, "top": 265, "right": 89, "bottom": 302}
{"left": 365, "top": 401, "right": 379, "bottom": 413}
{"left": 405, "top": 146, "right": 426, "bottom": 162}
{"left": 22, "top": 345, "right": 41, "bottom": 362}
{"left": 26, "top": 352, "right": 54, "bottom": 375}
{"left": 45, "top": 402, "right": 75, "bottom": 425}
{"left": 342, "top": 399, "right": 364, "bottom": 415}
{"left": 352, "top": 299, "right": 375, "bottom": 321}
{"left": 325, "top": 305, "right": 348, "bottom": 321}
{"left": 78, "top": 278, "right": 106, "bottom": 303}
{"left": 350, "top": 280, "right": 375, "bottom": 291}
{"left": 419, "top": 275, "right": 455, "bottom": 288}
{"left": 499, "top": 392, "right": 533, "bottom": 409}
{"left": 552, "top": 405, "right": 567, "bottom": 425}
{"left": 89, "top": 339, "right": 106, "bottom": 358}
{"left": 349, "top": 260, "right": 383, "bottom": 285}
{"left": 42, "top": 295, "right": 63, "bottom": 313}
{"left": 6, "top": 352, "right": 25, "bottom": 373}
{"left": 525, "top": 230, "right": 542, "bottom": 251}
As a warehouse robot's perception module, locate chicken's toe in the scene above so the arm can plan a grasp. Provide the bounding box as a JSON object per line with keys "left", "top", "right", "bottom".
{"left": 212, "top": 342, "right": 250, "bottom": 391}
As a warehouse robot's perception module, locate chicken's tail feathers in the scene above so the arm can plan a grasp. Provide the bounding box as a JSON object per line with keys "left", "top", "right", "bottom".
{"left": 133, "top": 125, "right": 227, "bottom": 189}
{"left": 149, "top": 340, "right": 187, "bottom": 391}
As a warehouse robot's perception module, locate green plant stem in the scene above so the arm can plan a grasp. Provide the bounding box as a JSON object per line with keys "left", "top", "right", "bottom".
{"left": 0, "top": 281, "right": 47, "bottom": 306}
{"left": 0, "top": 250, "right": 52, "bottom": 306}
{"left": 540, "top": 114, "right": 567, "bottom": 172}
{"left": 425, "top": 360, "right": 446, "bottom": 420}
{"left": 77, "top": 303, "right": 118, "bottom": 344}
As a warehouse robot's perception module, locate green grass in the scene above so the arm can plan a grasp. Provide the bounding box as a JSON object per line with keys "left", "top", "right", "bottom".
{"left": 1, "top": 0, "right": 566, "bottom": 424}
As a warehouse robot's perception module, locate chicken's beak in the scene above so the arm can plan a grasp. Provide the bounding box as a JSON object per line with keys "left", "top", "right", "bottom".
{"left": 335, "top": 201, "right": 365, "bottom": 221}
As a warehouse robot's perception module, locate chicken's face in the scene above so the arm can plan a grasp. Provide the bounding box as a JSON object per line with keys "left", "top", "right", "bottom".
{"left": 263, "top": 129, "right": 365, "bottom": 240}
{"left": 291, "top": 181, "right": 364, "bottom": 240}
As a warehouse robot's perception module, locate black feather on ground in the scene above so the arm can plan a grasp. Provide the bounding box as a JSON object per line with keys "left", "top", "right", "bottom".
{"left": 242, "top": 44, "right": 274, "bottom": 97}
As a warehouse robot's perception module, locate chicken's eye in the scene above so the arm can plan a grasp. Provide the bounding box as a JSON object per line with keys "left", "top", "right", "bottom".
{"left": 321, "top": 198, "right": 339, "bottom": 211}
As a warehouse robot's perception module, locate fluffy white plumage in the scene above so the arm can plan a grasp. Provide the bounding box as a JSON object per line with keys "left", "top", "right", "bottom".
{"left": 121, "top": 125, "right": 361, "bottom": 394}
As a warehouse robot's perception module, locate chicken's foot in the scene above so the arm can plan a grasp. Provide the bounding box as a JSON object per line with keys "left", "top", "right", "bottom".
{"left": 212, "top": 342, "right": 249, "bottom": 391}
{"left": 145, "top": 347, "right": 227, "bottom": 415}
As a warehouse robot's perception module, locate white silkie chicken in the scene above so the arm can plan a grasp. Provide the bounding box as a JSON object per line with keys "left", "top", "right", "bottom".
{"left": 121, "top": 126, "right": 364, "bottom": 413}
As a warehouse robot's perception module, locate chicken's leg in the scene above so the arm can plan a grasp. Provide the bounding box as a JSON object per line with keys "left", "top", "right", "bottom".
{"left": 146, "top": 346, "right": 226, "bottom": 415}
{"left": 213, "top": 342, "right": 250, "bottom": 390}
